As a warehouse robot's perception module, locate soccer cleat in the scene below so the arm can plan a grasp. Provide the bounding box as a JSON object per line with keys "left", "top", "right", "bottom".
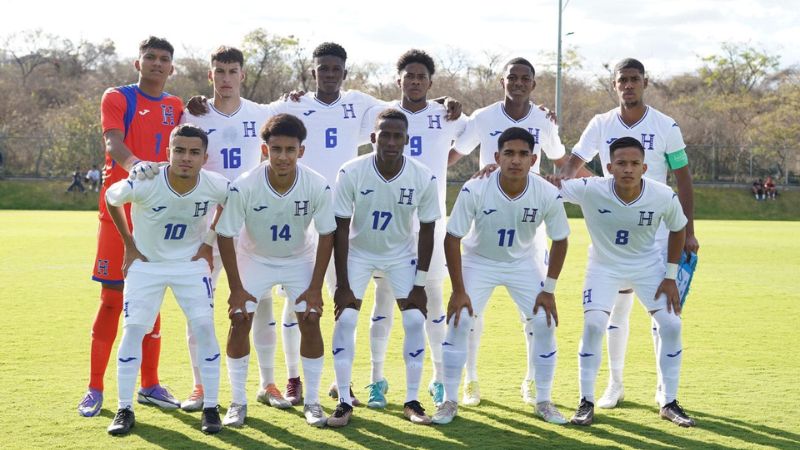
{"left": 431, "top": 400, "right": 458, "bottom": 425}
{"left": 404, "top": 400, "right": 432, "bottom": 424}
{"left": 326, "top": 402, "right": 353, "bottom": 427}
{"left": 328, "top": 383, "right": 362, "bottom": 407}
{"left": 222, "top": 403, "right": 247, "bottom": 427}
{"left": 366, "top": 378, "right": 389, "bottom": 409}
{"left": 257, "top": 383, "right": 292, "bottom": 409}
{"left": 201, "top": 405, "right": 222, "bottom": 434}
{"left": 107, "top": 406, "right": 135, "bottom": 435}
{"left": 137, "top": 384, "right": 180, "bottom": 409}
{"left": 570, "top": 398, "right": 594, "bottom": 426}
{"left": 181, "top": 385, "right": 204, "bottom": 412}
{"left": 304, "top": 403, "right": 327, "bottom": 427}
{"left": 462, "top": 381, "right": 481, "bottom": 406}
{"left": 660, "top": 400, "right": 696, "bottom": 427}
{"left": 285, "top": 377, "right": 303, "bottom": 406}
{"left": 535, "top": 401, "right": 568, "bottom": 424}
{"left": 521, "top": 379, "right": 536, "bottom": 406}
{"left": 78, "top": 388, "right": 103, "bottom": 417}
{"left": 597, "top": 382, "right": 624, "bottom": 409}
{"left": 428, "top": 380, "right": 445, "bottom": 407}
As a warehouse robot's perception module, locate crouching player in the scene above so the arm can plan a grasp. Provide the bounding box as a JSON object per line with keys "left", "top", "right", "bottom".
{"left": 105, "top": 124, "right": 228, "bottom": 435}
{"left": 215, "top": 114, "right": 335, "bottom": 428}
{"left": 432, "top": 127, "right": 570, "bottom": 425}
{"left": 557, "top": 136, "right": 695, "bottom": 427}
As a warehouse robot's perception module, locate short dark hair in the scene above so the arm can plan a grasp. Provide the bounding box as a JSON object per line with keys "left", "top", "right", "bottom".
{"left": 260, "top": 114, "right": 307, "bottom": 143}
{"left": 613, "top": 58, "right": 645, "bottom": 76}
{"left": 139, "top": 36, "right": 174, "bottom": 58}
{"left": 396, "top": 49, "right": 435, "bottom": 76}
{"left": 505, "top": 57, "right": 535, "bottom": 77}
{"left": 375, "top": 108, "right": 408, "bottom": 130}
{"left": 170, "top": 123, "right": 208, "bottom": 150}
{"left": 609, "top": 136, "right": 645, "bottom": 157}
{"left": 497, "top": 127, "right": 535, "bottom": 151}
{"left": 312, "top": 42, "right": 347, "bottom": 61}
{"left": 211, "top": 46, "right": 244, "bottom": 67}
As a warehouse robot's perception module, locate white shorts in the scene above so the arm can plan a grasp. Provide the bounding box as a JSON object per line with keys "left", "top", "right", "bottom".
{"left": 583, "top": 261, "right": 667, "bottom": 313}
{"left": 239, "top": 253, "right": 314, "bottom": 314}
{"left": 462, "top": 255, "right": 546, "bottom": 319}
{"left": 348, "top": 256, "right": 416, "bottom": 300}
{"left": 123, "top": 259, "right": 214, "bottom": 327}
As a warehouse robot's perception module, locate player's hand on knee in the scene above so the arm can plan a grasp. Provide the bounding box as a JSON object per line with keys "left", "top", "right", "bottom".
{"left": 191, "top": 243, "right": 214, "bottom": 273}
{"left": 533, "top": 292, "right": 559, "bottom": 328}
{"left": 446, "top": 291, "right": 473, "bottom": 327}
{"left": 333, "top": 287, "right": 358, "bottom": 320}
{"left": 228, "top": 287, "right": 256, "bottom": 320}
{"left": 403, "top": 286, "right": 428, "bottom": 318}
{"left": 122, "top": 245, "right": 147, "bottom": 278}
{"left": 471, "top": 164, "right": 498, "bottom": 179}
{"left": 656, "top": 279, "right": 681, "bottom": 315}
{"left": 186, "top": 95, "right": 209, "bottom": 115}
{"left": 128, "top": 160, "right": 161, "bottom": 180}
{"left": 443, "top": 97, "right": 462, "bottom": 121}
{"left": 297, "top": 288, "right": 324, "bottom": 320}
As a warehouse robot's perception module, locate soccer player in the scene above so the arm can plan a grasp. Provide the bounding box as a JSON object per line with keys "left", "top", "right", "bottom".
{"left": 561, "top": 58, "right": 699, "bottom": 409}
{"left": 451, "top": 57, "right": 588, "bottom": 406}
{"left": 557, "top": 136, "right": 694, "bottom": 427}
{"left": 359, "top": 49, "right": 468, "bottom": 408}
{"left": 78, "top": 36, "right": 183, "bottom": 418}
{"left": 328, "top": 109, "right": 440, "bottom": 427}
{"left": 215, "top": 114, "right": 336, "bottom": 428}
{"left": 105, "top": 124, "right": 228, "bottom": 435}
{"left": 178, "top": 45, "right": 291, "bottom": 411}
{"left": 431, "top": 127, "right": 570, "bottom": 425}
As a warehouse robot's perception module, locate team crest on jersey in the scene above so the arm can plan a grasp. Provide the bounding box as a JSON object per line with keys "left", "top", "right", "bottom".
{"left": 398, "top": 188, "right": 414, "bottom": 205}
{"left": 521, "top": 207, "right": 538, "bottom": 223}
{"left": 161, "top": 104, "right": 175, "bottom": 126}
{"left": 294, "top": 200, "right": 310, "bottom": 216}
{"left": 527, "top": 128, "right": 540, "bottom": 144}
{"left": 638, "top": 211, "right": 655, "bottom": 226}
{"left": 428, "top": 115, "right": 442, "bottom": 129}
{"left": 641, "top": 133, "right": 655, "bottom": 150}
{"left": 194, "top": 201, "right": 210, "bottom": 217}
{"left": 342, "top": 103, "right": 356, "bottom": 119}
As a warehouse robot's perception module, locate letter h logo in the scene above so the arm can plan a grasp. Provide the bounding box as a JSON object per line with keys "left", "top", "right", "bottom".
{"left": 398, "top": 188, "right": 414, "bottom": 205}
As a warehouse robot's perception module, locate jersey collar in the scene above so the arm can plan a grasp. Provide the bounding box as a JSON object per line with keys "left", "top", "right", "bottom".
{"left": 496, "top": 171, "right": 529, "bottom": 201}
{"left": 500, "top": 102, "right": 533, "bottom": 123}
{"left": 372, "top": 154, "right": 406, "bottom": 183}
{"left": 164, "top": 166, "right": 200, "bottom": 197}
{"left": 615, "top": 105, "right": 649, "bottom": 129}
{"left": 263, "top": 165, "right": 299, "bottom": 198}
{"left": 610, "top": 178, "right": 646, "bottom": 206}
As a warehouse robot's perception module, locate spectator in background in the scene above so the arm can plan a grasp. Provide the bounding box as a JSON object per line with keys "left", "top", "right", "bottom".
{"left": 87, "top": 165, "right": 101, "bottom": 192}
{"left": 752, "top": 178, "right": 764, "bottom": 200}
{"left": 67, "top": 166, "right": 86, "bottom": 193}
{"left": 764, "top": 176, "right": 777, "bottom": 200}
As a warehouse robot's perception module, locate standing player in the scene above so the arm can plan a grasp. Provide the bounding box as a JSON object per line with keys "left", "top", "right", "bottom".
{"left": 215, "top": 114, "right": 336, "bottom": 428}
{"left": 328, "top": 109, "right": 440, "bottom": 427}
{"left": 359, "top": 49, "right": 468, "bottom": 408}
{"left": 431, "top": 128, "right": 570, "bottom": 425}
{"left": 561, "top": 58, "right": 699, "bottom": 409}
{"left": 178, "top": 45, "right": 291, "bottom": 411}
{"left": 105, "top": 124, "right": 228, "bottom": 435}
{"left": 555, "top": 136, "right": 694, "bottom": 427}
{"left": 78, "top": 36, "right": 183, "bottom": 417}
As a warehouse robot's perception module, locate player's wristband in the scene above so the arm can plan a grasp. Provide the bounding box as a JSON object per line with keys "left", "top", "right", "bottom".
{"left": 203, "top": 229, "right": 217, "bottom": 246}
{"left": 665, "top": 263, "right": 679, "bottom": 280}
{"left": 414, "top": 270, "right": 428, "bottom": 287}
{"left": 542, "top": 277, "right": 557, "bottom": 294}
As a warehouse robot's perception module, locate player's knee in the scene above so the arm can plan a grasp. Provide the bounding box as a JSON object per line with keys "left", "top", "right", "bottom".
{"left": 653, "top": 310, "right": 682, "bottom": 340}
{"left": 300, "top": 312, "right": 320, "bottom": 329}
{"left": 530, "top": 313, "right": 553, "bottom": 337}
{"left": 401, "top": 308, "right": 425, "bottom": 331}
{"left": 337, "top": 307, "right": 359, "bottom": 329}
{"left": 584, "top": 310, "right": 609, "bottom": 338}
{"left": 230, "top": 313, "right": 252, "bottom": 331}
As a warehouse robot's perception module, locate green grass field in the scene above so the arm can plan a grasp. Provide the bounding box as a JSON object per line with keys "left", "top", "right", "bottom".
{"left": 1, "top": 211, "right": 798, "bottom": 449}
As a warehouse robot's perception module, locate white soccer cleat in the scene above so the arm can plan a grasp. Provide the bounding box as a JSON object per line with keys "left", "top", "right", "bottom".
{"left": 597, "top": 382, "right": 625, "bottom": 409}
{"left": 431, "top": 400, "right": 458, "bottom": 425}
{"left": 257, "top": 383, "right": 293, "bottom": 409}
{"left": 521, "top": 379, "right": 536, "bottom": 406}
{"left": 462, "top": 381, "right": 481, "bottom": 406}
{"left": 303, "top": 403, "right": 327, "bottom": 427}
{"left": 535, "top": 401, "right": 568, "bottom": 424}
{"left": 222, "top": 403, "right": 247, "bottom": 427}
{"left": 180, "top": 385, "right": 204, "bottom": 412}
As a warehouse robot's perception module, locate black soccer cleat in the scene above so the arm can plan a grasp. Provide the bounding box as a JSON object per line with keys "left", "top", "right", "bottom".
{"left": 201, "top": 405, "right": 223, "bottom": 434}
{"left": 107, "top": 407, "right": 135, "bottom": 435}
{"left": 660, "top": 400, "right": 696, "bottom": 427}
{"left": 570, "top": 398, "right": 594, "bottom": 426}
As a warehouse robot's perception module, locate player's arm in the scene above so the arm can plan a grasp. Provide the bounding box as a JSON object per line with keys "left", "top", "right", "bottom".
{"left": 444, "top": 233, "right": 472, "bottom": 327}
{"left": 656, "top": 227, "right": 687, "bottom": 315}
{"left": 104, "top": 129, "right": 162, "bottom": 181}
{"left": 534, "top": 238, "right": 567, "bottom": 328}
{"left": 297, "top": 232, "right": 334, "bottom": 319}
{"left": 191, "top": 204, "right": 222, "bottom": 272}
{"left": 104, "top": 183, "right": 147, "bottom": 277}
{"left": 672, "top": 166, "right": 698, "bottom": 253}
{"left": 554, "top": 154, "right": 594, "bottom": 178}
{"left": 333, "top": 217, "right": 359, "bottom": 319}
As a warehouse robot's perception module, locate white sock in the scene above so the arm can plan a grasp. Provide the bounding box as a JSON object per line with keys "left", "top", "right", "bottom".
{"left": 653, "top": 309, "right": 683, "bottom": 405}
{"left": 301, "top": 356, "right": 324, "bottom": 404}
{"left": 425, "top": 282, "right": 446, "bottom": 383}
{"left": 227, "top": 355, "right": 250, "bottom": 405}
{"left": 190, "top": 318, "right": 220, "bottom": 408}
{"left": 401, "top": 308, "right": 426, "bottom": 402}
{"left": 116, "top": 324, "right": 148, "bottom": 409}
{"left": 531, "top": 312, "right": 558, "bottom": 404}
{"left": 652, "top": 316, "right": 662, "bottom": 392}
{"left": 523, "top": 317, "right": 535, "bottom": 382}
{"left": 252, "top": 293, "right": 276, "bottom": 387}
{"left": 186, "top": 323, "right": 202, "bottom": 386}
{"left": 281, "top": 296, "right": 301, "bottom": 379}
{"left": 332, "top": 308, "right": 359, "bottom": 405}
{"left": 465, "top": 313, "right": 483, "bottom": 382}
{"left": 578, "top": 310, "right": 609, "bottom": 403}
{"left": 442, "top": 308, "right": 472, "bottom": 403}
{"left": 370, "top": 277, "right": 394, "bottom": 382}
{"left": 606, "top": 291, "right": 633, "bottom": 385}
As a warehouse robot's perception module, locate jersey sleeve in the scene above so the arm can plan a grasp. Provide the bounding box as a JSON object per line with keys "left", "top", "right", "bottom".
{"left": 312, "top": 182, "right": 337, "bottom": 235}
{"left": 416, "top": 174, "right": 442, "bottom": 223}
{"left": 664, "top": 121, "right": 689, "bottom": 170}
{"left": 105, "top": 178, "right": 135, "bottom": 207}
{"left": 541, "top": 123, "right": 566, "bottom": 161}
{"left": 558, "top": 178, "right": 590, "bottom": 205}
{"left": 571, "top": 116, "right": 601, "bottom": 162}
{"left": 215, "top": 182, "right": 246, "bottom": 238}
{"left": 663, "top": 191, "right": 688, "bottom": 232}
{"left": 453, "top": 115, "right": 479, "bottom": 155}
{"left": 100, "top": 89, "right": 126, "bottom": 134}
{"left": 333, "top": 167, "right": 356, "bottom": 218}
{"left": 542, "top": 188, "right": 570, "bottom": 241}
{"left": 446, "top": 182, "right": 477, "bottom": 237}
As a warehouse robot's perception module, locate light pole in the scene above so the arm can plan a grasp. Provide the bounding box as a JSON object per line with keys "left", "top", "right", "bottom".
{"left": 555, "top": 0, "right": 571, "bottom": 121}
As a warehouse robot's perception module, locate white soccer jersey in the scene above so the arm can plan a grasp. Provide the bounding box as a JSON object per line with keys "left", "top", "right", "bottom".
{"left": 105, "top": 168, "right": 229, "bottom": 262}
{"left": 454, "top": 101, "right": 565, "bottom": 173}
{"left": 334, "top": 153, "right": 441, "bottom": 262}
{"left": 447, "top": 171, "right": 569, "bottom": 263}
{"left": 216, "top": 162, "right": 336, "bottom": 264}
{"left": 182, "top": 98, "right": 273, "bottom": 181}
{"left": 572, "top": 106, "right": 686, "bottom": 184}
{"left": 559, "top": 177, "right": 687, "bottom": 271}
{"left": 272, "top": 90, "right": 384, "bottom": 185}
